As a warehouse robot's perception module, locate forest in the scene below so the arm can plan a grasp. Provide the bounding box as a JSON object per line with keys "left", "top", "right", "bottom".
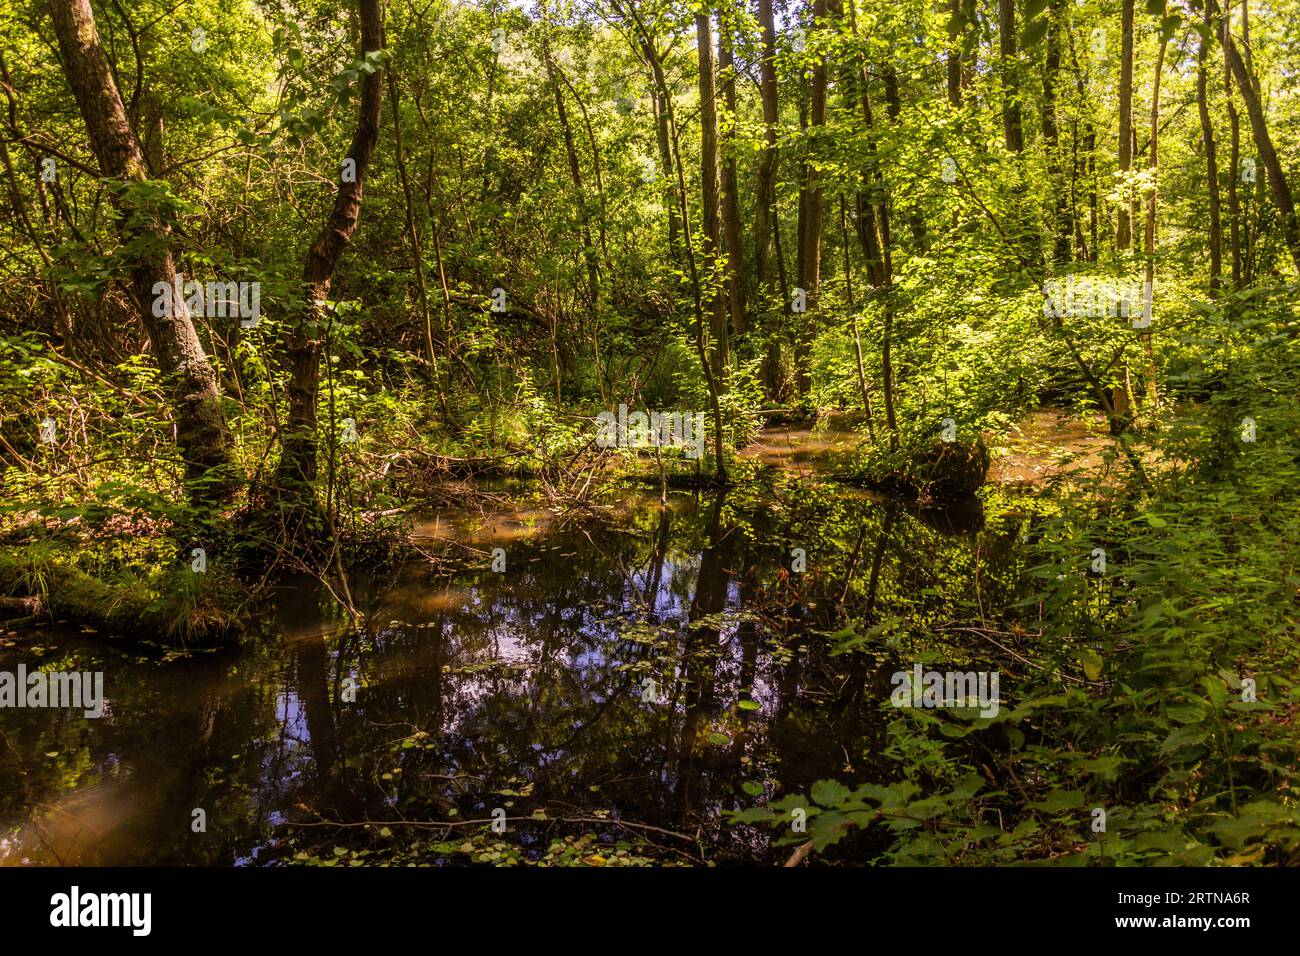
{"left": 0, "top": 0, "right": 1296, "bottom": 869}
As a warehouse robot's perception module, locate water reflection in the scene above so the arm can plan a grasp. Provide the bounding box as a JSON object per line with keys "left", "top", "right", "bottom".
{"left": 0, "top": 483, "right": 1027, "bottom": 865}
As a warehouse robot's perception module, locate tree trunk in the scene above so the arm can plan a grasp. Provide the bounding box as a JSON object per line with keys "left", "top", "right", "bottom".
{"left": 1141, "top": 28, "right": 1167, "bottom": 412}
{"left": 276, "top": 0, "right": 384, "bottom": 520}
{"left": 1226, "top": 31, "right": 1242, "bottom": 288}
{"left": 847, "top": 2, "right": 898, "bottom": 448}
{"left": 998, "top": 0, "right": 1024, "bottom": 152}
{"left": 388, "top": 71, "right": 448, "bottom": 418}
{"left": 1118, "top": 0, "right": 1134, "bottom": 249}
{"left": 1210, "top": 0, "right": 1300, "bottom": 274}
{"left": 641, "top": 7, "right": 727, "bottom": 482}
{"left": 652, "top": 80, "right": 680, "bottom": 255}
{"left": 718, "top": 19, "right": 747, "bottom": 338}
{"left": 543, "top": 37, "right": 599, "bottom": 305}
{"left": 697, "top": 12, "right": 727, "bottom": 376}
{"left": 48, "top": 0, "right": 237, "bottom": 501}
{"left": 1042, "top": 0, "right": 1072, "bottom": 264}
{"left": 840, "top": 196, "right": 875, "bottom": 440}
{"left": 1198, "top": 3, "right": 1223, "bottom": 295}
{"left": 754, "top": 0, "right": 779, "bottom": 293}
{"left": 946, "top": 0, "right": 963, "bottom": 107}
{"left": 795, "top": 0, "right": 828, "bottom": 392}
{"left": 883, "top": 69, "right": 926, "bottom": 248}
{"left": 799, "top": 4, "right": 829, "bottom": 284}
{"left": 1069, "top": 36, "right": 1097, "bottom": 261}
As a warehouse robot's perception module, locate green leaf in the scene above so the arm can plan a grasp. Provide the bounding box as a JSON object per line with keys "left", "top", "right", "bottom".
{"left": 810, "top": 810, "right": 849, "bottom": 851}
{"left": 1159, "top": 726, "right": 1210, "bottom": 755}
{"left": 1080, "top": 648, "right": 1104, "bottom": 681}
{"left": 1022, "top": 19, "right": 1049, "bottom": 48}
{"left": 811, "top": 779, "right": 851, "bottom": 807}
{"left": 1028, "top": 789, "right": 1086, "bottom": 813}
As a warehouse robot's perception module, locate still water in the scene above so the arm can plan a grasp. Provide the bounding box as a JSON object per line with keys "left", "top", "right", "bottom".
{"left": 0, "top": 452, "right": 1030, "bottom": 865}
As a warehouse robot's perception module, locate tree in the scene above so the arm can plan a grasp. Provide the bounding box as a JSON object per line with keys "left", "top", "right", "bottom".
{"left": 276, "top": 0, "right": 386, "bottom": 532}
{"left": 754, "top": 0, "right": 779, "bottom": 293}
{"left": 48, "top": 0, "right": 238, "bottom": 501}
{"left": 1118, "top": 0, "right": 1134, "bottom": 249}
{"left": 1140, "top": 8, "right": 1170, "bottom": 412}
{"left": 1210, "top": 0, "right": 1300, "bottom": 274}
{"left": 998, "top": 0, "right": 1024, "bottom": 153}
{"left": 718, "top": 12, "right": 747, "bottom": 341}
{"left": 1197, "top": 0, "right": 1223, "bottom": 294}
{"left": 1041, "top": 0, "right": 1072, "bottom": 264}
{"left": 696, "top": 10, "right": 727, "bottom": 377}
{"left": 795, "top": 0, "right": 828, "bottom": 391}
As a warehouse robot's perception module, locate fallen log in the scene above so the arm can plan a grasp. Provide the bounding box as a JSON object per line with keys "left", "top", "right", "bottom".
{"left": 0, "top": 595, "right": 43, "bottom": 619}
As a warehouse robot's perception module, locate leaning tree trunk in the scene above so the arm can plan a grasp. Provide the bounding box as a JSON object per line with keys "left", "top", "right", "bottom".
{"left": 48, "top": 0, "right": 237, "bottom": 501}
{"left": 276, "top": 0, "right": 384, "bottom": 528}
{"left": 1209, "top": 0, "right": 1300, "bottom": 274}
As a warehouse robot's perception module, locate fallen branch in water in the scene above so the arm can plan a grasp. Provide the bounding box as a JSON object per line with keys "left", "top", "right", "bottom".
{"left": 285, "top": 813, "right": 695, "bottom": 843}
{"left": 935, "top": 624, "right": 1100, "bottom": 686}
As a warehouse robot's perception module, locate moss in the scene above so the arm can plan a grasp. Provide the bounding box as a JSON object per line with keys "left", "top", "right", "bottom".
{"left": 905, "top": 436, "right": 991, "bottom": 500}
{"left": 0, "top": 546, "right": 243, "bottom": 645}
{"left": 847, "top": 434, "right": 991, "bottom": 504}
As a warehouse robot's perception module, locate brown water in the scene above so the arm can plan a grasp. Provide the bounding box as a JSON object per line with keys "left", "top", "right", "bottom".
{"left": 0, "top": 438, "right": 1038, "bottom": 866}
{"left": 737, "top": 418, "right": 864, "bottom": 475}
{"left": 986, "top": 409, "right": 1116, "bottom": 486}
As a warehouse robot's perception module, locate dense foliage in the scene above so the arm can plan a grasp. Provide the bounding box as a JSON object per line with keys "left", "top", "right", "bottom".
{"left": 0, "top": 0, "right": 1297, "bottom": 865}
